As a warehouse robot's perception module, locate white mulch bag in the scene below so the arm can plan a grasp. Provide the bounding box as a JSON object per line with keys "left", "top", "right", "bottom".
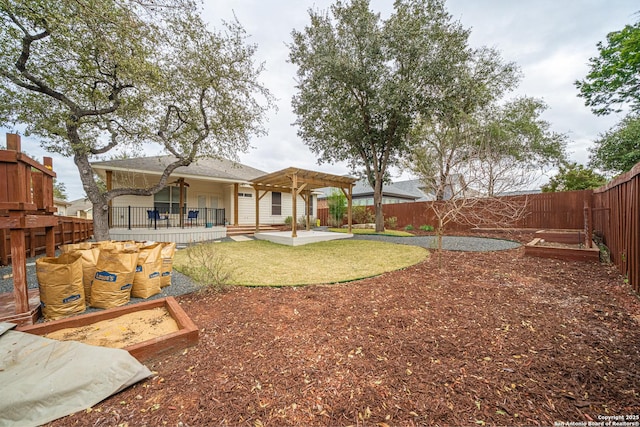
{"left": 90, "top": 248, "right": 139, "bottom": 309}
{"left": 160, "top": 242, "right": 176, "bottom": 288}
{"left": 36, "top": 252, "right": 85, "bottom": 320}
{"left": 131, "top": 243, "right": 162, "bottom": 299}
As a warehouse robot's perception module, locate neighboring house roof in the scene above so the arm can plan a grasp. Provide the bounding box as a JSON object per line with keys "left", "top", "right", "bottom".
{"left": 497, "top": 189, "right": 543, "bottom": 196}
{"left": 318, "top": 179, "right": 420, "bottom": 201}
{"left": 91, "top": 155, "right": 268, "bottom": 183}
{"left": 53, "top": 198, "right": 71, "bottom": 207}
{"left": 67, "top": 198, "right": 93, "bottom": 216}
{"left": 391, "top": 179, "right": 434, "bottom": 201}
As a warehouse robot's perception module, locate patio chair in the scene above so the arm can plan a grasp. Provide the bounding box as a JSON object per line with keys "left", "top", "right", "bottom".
{"left": 147, "top": 209, "right": 169, "bottom": 228}
{"left": 187, "top": 210, "right": 199, "bottom": 227}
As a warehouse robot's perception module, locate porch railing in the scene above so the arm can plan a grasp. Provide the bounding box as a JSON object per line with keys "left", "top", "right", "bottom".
{"left": 109, "top": 206, "right": 226, "bottom": 230}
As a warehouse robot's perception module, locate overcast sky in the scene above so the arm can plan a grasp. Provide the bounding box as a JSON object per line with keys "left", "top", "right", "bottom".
{"left": 2, "top": 0, "right": 637, "bottom": 201}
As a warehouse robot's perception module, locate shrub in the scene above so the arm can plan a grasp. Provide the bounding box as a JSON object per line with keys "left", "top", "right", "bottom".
{"left": 419, "top": 224, "right": 434, "bottom": 231}
{"left": 404, "top": 224, "right": 414, "bottom": 231}
{"left": 327, "top": 189, "right": 346, "bottom": 225}
{"left": 180, "top": 243, "right": 236, "bottom": 292}
{"left": 352, "top": 205, "right": 375, "bottom": 224}
{"left": 297, "top": 215, "right": 316, "bottom": 229}
{"left": 385, "top": 216, "right": 398, "bottom": 229}
{"left": 284, "top": 216, "right": 293, "bottom": 226}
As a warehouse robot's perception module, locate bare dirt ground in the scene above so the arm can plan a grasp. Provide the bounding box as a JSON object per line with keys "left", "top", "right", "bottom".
{"left": 48, "top": 231, "right": 640, "bottom": 427}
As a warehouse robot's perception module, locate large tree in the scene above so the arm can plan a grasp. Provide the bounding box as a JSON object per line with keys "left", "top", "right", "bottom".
{"left": 588, "top": 113, "right": 640, "bottom": 175}
{"left": 0, "top": 0, "right": 272, "bottom": 240}
{"left": 289, "top": 0, "right": 469, "bottom": 232}
{"left": 575, "top": 19, "right": 640, "bottom": 116}
{"left": 470, "top": 97, "right": 567, "bottom": 196}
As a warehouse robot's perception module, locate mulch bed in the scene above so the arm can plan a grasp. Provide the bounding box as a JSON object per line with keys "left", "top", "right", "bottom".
{"left": 48, "top": 231, "right": 640, "bottom": 426}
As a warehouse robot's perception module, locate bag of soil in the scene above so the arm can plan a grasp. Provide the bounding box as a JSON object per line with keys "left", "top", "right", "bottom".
{"left": 160, "top": 242, "right": 176, "bottom": 288}
{"left": 94, "top": 240, "right": 137, "bottom": 251}
{"left": 69, "top": 247, "right": 100, "bottom": 305}
{"left": 91, "top": 248, "right": 139, "bottom": 309}
{"left": 36, "top": 252, "right": 85, "bottom": 320}
{"left": 59, "top": 242, "right": 93, "bottom": 253}
{"left": 131, "top": 243, "right": 162, "bottom": 299}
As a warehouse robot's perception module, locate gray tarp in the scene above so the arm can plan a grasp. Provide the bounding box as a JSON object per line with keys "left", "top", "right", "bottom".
{"left": 0, "top": 322, "right": 152, "bottom": 426}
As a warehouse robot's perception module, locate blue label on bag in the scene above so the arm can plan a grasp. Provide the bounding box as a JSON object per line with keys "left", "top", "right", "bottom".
{"left": 136, "top": 266, "right": 143, "bottom": 273}
{"left": 95, "top": 271, "right": 117, "bottom": 282}
{"left": 149, "top": 272, "right": 160, "bottom": 279}
{"left": 63, "top": 294, "right": 81, "bottom": 304}
{"left": 161, "top": 271, "right": 171, "bottom": 277}
{"left": 120, "top": 283, "right": 132, "bottom": 291}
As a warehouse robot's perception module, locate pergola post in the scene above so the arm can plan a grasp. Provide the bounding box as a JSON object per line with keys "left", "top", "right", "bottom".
{"left": 305, "top": 190, "right": 311, "bottom": 231}
{"left": 233, "top": 183, "right": 239, "bottom": 226}
{"left": 291, "top": 173, "right": 297, "bottom": 238}
{"left": 347, "top": 184, "right": 353, "bottom": 234}
{"left": 254, "top": 185, "right": 260, "bottom": 234}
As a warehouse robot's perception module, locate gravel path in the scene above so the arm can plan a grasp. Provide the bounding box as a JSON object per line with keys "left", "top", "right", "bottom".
{"left": 349, "top": 234, "right": 522, "bottom": 251}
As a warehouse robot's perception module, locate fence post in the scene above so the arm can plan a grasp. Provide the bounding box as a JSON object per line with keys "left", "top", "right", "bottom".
{"left": 10, "top": 229, "right": 29, "bottom": 314}
{"left": 128, "top": 206, "right": 131, "bottom": 230}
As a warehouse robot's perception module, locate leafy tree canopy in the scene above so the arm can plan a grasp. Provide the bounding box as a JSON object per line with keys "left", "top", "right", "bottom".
{"left": 469, "top": 97, "right": 567, "bottom": 196}
{"left": 541, "top": 162, "right": 607, "bottom": 192}
{"left": 53, "top": 178, "right": 67, "bottom": 200}
{"left": 0, "top": 0, "right": 273, "bottom": 239}
{"left": 575, "top": 19, "right": 640, "bottom": 115}
{"left": 289, "top": 0, "right": 471, "bottom": 231}
{"left": 588, "top": 113, "right": 640, "bottom": 175}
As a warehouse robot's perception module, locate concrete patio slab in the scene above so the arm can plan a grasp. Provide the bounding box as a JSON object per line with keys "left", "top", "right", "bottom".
{"left": 230, "top": 235, "right": 253, "bottom": 242}
{"left": 254, "top": 230, "right": 353, "bottom": 246}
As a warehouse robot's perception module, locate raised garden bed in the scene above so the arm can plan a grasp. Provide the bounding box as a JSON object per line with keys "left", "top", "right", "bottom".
{"left": 16, "top": 297, "right": 198, "bottom": 361}
{"left": 535, "top": 229, "right": 586, "bottom": 244}
{"left": 525, "top": 237, "right": 600, "bottom": 262}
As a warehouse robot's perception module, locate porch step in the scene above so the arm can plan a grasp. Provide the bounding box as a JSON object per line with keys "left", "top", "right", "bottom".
{"left": 226, "top": 225, "right": 281, "bottom": 236}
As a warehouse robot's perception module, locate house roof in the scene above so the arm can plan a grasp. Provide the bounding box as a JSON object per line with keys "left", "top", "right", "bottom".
{"left": 67, "top": 198, "right": 93, "bottom": 216}
{"left": 391, "top": 179, "right": 434, "bottom": 201}
{"left": 53, "top": 198, "right": 72, "bottom": 207}
{"left": 91, "top": 155, "right": 268, "bottom": 183}
{"left": 318, "top": 178, "right": 421, "bottom": 200}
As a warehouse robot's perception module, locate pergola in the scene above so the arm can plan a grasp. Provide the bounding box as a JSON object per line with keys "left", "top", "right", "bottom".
{"left": 250, "top": 167, "right": 357, "bottom": 238}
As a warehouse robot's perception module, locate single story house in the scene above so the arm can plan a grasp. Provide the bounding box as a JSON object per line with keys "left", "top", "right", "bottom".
{"left": 53, "top": 198, "right": 72, "bottom": 216}
{"left": 66, "top": 198, "right": 94, "bottom": 219}
{"left": 91, "top": 156, "right": 356, "bottom": 242}
{"left": 318, "top": 178, "right": 425, "bottom": 209}
{"left": 317, "top": 176, "right": 469, "bottom": 208}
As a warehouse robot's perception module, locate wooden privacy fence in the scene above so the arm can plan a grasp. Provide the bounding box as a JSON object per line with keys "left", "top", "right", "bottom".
{"left": 592, "top": 163, "right": 640, "bottom": 293}
{"left": 318, "top": 190, "right": 593, "bottom": 231}
{"left": 0, "top": 216, "right": 93, "bottom": 265}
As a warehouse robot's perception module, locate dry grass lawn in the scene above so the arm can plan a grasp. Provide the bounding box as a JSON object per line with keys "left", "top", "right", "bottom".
{"left": 174, "top": 239, "right": 428, "bottom": 286}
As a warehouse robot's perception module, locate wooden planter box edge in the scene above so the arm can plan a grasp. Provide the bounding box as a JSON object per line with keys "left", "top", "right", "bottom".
{"left": 16, "top": 297, "right": 199, "bottom": 362}
{"left": 525, "top": 238, "right": 600, "bottom": 262}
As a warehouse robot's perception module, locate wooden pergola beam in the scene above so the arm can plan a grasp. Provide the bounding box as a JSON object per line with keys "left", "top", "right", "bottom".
{"left": 250, "top": 167, "right": 357, "bottom": 238}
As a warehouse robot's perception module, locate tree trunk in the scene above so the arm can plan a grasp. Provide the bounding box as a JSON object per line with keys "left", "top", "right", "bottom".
{"left": 74, "top": 151, "right": 111, "bottom": 241}
{"left": 92, "top": 201, "right": 110, "bottom": 241}
{"left": 373, "top": 183, "right": 384, "bottom": 233}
